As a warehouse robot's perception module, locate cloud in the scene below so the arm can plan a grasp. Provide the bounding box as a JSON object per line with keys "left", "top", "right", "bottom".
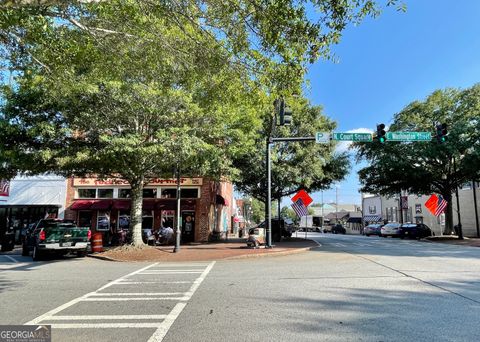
{"left": 334, "top": 127, "right": 374, "bottom": 154}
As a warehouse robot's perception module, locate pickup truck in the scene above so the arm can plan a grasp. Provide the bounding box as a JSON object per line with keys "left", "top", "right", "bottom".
{"left": 22, "top": 219, "right": 91, "bottom": 261}
{"left": 256, "top": 218, "right": 295, "bottom": 242}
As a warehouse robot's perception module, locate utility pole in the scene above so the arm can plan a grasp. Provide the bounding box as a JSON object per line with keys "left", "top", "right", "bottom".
{"left": 453, "top": 157, "right": 463, "bottom": 239}
{"left": 473, "top": 180, "right": 480, "bottom": 238}
{"left": 174, "top": 162, "right": 181, "bottom": 252}
{"left": 335, "top": 186, "right": 338, "bottom": 223}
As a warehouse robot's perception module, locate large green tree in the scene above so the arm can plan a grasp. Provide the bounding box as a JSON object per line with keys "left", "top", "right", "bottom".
{"left": 355, "top": 85, "right": 480, "bottom": 234}
{"left": 233, "top": 98, "right": 350, "bottom": 203}
{"left": 1, "top": 0, "right": 403, "bottom": 246}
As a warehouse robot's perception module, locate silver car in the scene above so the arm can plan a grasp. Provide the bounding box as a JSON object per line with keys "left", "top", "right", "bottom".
{"left": 380, "top": 222, "right": 401, "bottom": 237}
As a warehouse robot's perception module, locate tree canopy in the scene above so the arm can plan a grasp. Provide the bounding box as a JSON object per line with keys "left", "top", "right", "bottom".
{"left": 355, "top": 84, "right": 480, "bottom": 233}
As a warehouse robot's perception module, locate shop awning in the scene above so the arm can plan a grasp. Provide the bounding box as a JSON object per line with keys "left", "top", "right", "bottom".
{"left": 363, "top": 215, "right": 382, "bottom": 222}
{"left": 70, "top": 200, "right": 94, "bottom": 210}
{"left": 143, "top": 200, "right": 155, "bottom": 210}
{"left": 90, "top": 200, "right": 112, "bottom": 210}
{"left": 112, "top": 200, "right": 131, "bottom": 210}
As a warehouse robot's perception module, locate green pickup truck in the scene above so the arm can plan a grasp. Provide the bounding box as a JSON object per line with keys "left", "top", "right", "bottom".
{"left": 22, "top": 219, "right": 91, "bottom": 261}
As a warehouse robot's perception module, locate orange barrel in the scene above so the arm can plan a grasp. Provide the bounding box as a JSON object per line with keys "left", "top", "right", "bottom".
{"left": 92, "top": 232, "right": 103, "bottom": 253}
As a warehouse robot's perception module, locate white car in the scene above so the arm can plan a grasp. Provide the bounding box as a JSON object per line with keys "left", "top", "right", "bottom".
{"left": 380, "top": 222, "right": 401, "bottom": 237}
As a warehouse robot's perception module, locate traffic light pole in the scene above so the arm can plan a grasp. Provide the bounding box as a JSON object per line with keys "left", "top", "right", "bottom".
{"left": 265, "top": 136, "right": 316, "bottom": 248}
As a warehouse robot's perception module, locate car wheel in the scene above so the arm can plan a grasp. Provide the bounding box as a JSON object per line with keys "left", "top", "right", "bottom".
{"left": 76, "top": 250, "right": 87, "bottom": 258}
{"left": 32, "top": 246, "right": 43, "bottom": 261}
{"left": 382, "top": 235, "right": 387, "bottom": 238}
{"left": 22, "top": 243, "right": 29, "bottom": 256}
{"left": 253, "top": 240, "right": 259, "bottom": 249}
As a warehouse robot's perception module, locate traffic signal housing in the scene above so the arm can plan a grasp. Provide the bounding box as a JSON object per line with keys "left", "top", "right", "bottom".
{"left": 375, "top": 123, "right": 386, "bottom": 143}
{"left": 436, "top": 123, "right": 448, "bottom": 143}
{"left": 279, "top": 98, "right": 292, "bottom": 126}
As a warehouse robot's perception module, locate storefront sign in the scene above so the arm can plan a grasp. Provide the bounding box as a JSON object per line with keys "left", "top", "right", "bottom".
{"left": 74, "top": 177, "right": 203, "bottom": 187}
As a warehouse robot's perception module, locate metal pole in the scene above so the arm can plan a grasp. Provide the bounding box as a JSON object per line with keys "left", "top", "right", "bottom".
{"left": 453, "top": 157, "right": 463, "bottom": 239}
{"left": 174, "top": 162, "right": 181, "bottom": 252}
{"left": 472, "top": 180, "right": 480, "bottom": 238}
{"left": 335, "top": 187, "right": 338, "bottom": 224}
{"left": 266, "top": 139, "right": 272, "bottom": 248}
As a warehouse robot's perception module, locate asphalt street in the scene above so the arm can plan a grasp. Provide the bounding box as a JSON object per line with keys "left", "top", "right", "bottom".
{"left": 1, "top": 234, "right": 479, "bottom": 342}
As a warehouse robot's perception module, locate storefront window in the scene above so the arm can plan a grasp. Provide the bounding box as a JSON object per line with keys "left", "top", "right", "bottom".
{"left": 161, "top": 189, "right": 176, "bottom": 198}
{"left": 162, "top": 210, "right": 175, "bottom": 229}
{"left": 118, "top": 211, "right": 130, "bottom": 231}
{"left": 142, "top": 210, "right": 154, "bottom": 229}
{"left": 78, "top": 188, "right": 96, "bottom": 198}
{"left": 98, "top": 189, "right": 114, "bottom": 198}
{"left": 118, "top": 189, "right": 131, "bottom": 198}
{"left": 180, "top": 188, "right": 199, "bottom": 198}
{"left": 143, "top": 188, "right": 157, "bottom": 198}
{"left": 97, "top": 211, "right": 110, "bottom": 231}
{"left": 78, "top": 211, "right": 92, "bottom": 227}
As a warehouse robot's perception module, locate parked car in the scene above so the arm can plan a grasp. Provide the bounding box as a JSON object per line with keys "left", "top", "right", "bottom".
{"left": 246, "top": 227, "right": 266, "bottom": 248}
{"left": 332, "top": 224, "right": 346, "bottom": 234}
{"left": 0, "top": 227, "right": 15, "bottom": 252}
{"left": 400, "top": 223, "right": 432, "bottom": 239}
{"left": 364, "top": 224, "right": 383, "bottom": 236}
{"left": 323, "top": 224, "right": 334, "bottom": 233}
{"left": 380, "top": 222, "right": 402, "bottom": 237}
{"left": 22, "top": 219, "right": 91, "bottom": 260}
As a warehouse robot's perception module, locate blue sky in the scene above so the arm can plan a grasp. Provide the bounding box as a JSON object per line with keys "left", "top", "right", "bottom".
{"left": 300, "top": 0, "right": 480, "bottom": 206}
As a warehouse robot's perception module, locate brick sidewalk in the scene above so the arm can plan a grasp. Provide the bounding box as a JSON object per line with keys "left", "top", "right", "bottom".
{"left": 90, "top": 238, "right": 319, "bottom": 262}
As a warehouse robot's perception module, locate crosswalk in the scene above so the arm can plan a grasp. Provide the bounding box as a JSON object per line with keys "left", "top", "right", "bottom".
{"left": 25, "top": 261, "right": 215, "bottom": 342}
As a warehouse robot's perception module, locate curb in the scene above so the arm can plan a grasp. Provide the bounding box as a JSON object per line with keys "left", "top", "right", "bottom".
{"left": 85, "top": 241, "right": 320, "bottom": 262}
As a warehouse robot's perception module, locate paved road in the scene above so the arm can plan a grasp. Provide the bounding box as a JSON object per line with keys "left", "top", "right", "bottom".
{"left": 1, "top": 234, "right": 479, "bottom": 341}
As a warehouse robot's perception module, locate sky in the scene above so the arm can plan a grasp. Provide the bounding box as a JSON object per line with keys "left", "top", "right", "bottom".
{"left": 298, "top": 0, "right": 480, "bottom": 207}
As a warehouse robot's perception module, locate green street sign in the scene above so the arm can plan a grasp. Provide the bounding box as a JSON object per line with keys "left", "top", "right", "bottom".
{"left": 332, "top": 132, "right": 372, "bottom": 142}
{"left": 386, "top": 132, "right": 432, "bottom": 141}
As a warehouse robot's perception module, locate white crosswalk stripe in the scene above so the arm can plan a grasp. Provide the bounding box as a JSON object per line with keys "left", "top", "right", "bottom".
{"left": 25, "top": 261, "right": 216, "bottom": 342}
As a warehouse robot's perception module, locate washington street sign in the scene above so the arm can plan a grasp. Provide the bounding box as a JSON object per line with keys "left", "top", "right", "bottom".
{"left": 386, "top": 132, "right": 432, "bottom": 141}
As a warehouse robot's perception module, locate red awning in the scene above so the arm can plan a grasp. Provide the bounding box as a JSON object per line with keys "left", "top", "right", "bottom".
{"left": 90, "top": 200, "right": 112, "bottom": 210}
{"left": 112, "top": 200, "right": 131, "bottom": 210}
{"left": 143, "top": 200, "right": 155, "bottom": 210}
{"left": 70, "top": 200, "right": 94, "bottom": 210}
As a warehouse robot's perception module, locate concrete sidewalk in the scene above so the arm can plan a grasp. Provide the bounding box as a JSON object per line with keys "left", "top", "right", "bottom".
{"left": 426, "top": 236, "right": 480, "bottom": 247}
{"left": 89, "top": 238, "right": 319, "bottom": 262}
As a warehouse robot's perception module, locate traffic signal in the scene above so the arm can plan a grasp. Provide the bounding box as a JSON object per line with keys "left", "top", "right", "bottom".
{"left": 436, "top": 123, "right": 448, "bottom": 143}
{"left": 375, "top": 123, "right": 386, "bottom": 143}
{"left": 278, "top": 98, "right": 292, "bottom": 126}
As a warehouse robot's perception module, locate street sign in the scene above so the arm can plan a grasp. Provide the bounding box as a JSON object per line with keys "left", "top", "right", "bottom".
{"left": 386, "top": 132, "right": 431, "bottom": 141}
{"left": 292, "top": 189, "right": 313, "bottom": 207}
{"left": 332, "top": 132, "right": 372, "bottom": 142}
{"left": 315, "top": 132, "right": 331, "bottom": 143}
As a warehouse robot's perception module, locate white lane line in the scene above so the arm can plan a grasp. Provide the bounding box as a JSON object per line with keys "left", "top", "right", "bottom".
{"left": 49, "top": 323, "right": 161, "bottom": 329}
{"left": 45, "top": 315, "right": 167, "bottom": 320}
{"left": 138, "top": 271, "right": 202, "bottom": 275}
{"left": 115, "top": 281, "right": 192, "bottom": 285}
{"left": 0, "top": 263, "right": 29, "bottom": 270}
{"left": 25, "top": 262, "right": 159, "bottom": 325}
{"left": 80, "top": 297, "right": 185, "bottom": 301}
{"left": 88, "top": 292, "right": 184, "bottom": 296}
{"left": 139, "top": 269, "right": 204, "bottom": 272}
{"left": 150, "top": 264, "right": 210, "bottom": 267}
{"left": 148, "top": 261, "right": 216, "bottom": 342}
{"left": 4, "top": 255, "right": 19, "bottom": 263}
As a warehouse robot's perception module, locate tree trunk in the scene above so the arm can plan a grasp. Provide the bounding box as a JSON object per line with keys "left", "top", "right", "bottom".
{"left": 130, "top": 177, "right": 145, "bottom": 247}
{"left": 443, "top": 192, "right": 454, "bottom": 235}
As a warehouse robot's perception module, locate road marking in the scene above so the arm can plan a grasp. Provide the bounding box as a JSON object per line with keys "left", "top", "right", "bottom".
{"left": 138, "top": 271, "right": 202, "bottom": 275}
{"left": 89, "top": 292, "right": 185, "bottom": 296}
{"left": 114, "top": 281, "right": 192, "bottom": 285}
{"left": 80, "top": 297, "right": 186, "bottom": 301}
{"left": 4, "top": 255, "right": 19, "bottom": 263}
{"left": 147, "top": 261, "right": 216, "bottom": 342}
{"left": 49, "top": 323, "right": 162, "bottom": 329}
{"left": 25, "top": 262, "right": 159, "bottom": 325}
{"left": 0, "top": 263, "right": 29, "bottom": 270}
{"left": 45, "top": 315, "right": 167, "bottom": 320}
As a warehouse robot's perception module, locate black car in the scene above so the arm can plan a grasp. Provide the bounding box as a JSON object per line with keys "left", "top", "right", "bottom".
{"left": 332, "top": 224, "right": 346, "bottom": 234}
{"left": 399, "top": 223, "right": 432, "bottom": 239}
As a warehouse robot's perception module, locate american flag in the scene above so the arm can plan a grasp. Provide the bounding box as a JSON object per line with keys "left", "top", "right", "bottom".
{"left": 0, "top": 179, "right": 9, "bottom": 197}
{"left": 434, "top": 195, "right": 447, "bottom": 216}
{"left": 291, "top": 198, "right": 308, "bottom": 218}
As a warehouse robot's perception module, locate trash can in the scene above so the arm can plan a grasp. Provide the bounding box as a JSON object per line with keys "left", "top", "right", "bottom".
{"left": 91, "top": 232, "right": 103, "bottom": 253}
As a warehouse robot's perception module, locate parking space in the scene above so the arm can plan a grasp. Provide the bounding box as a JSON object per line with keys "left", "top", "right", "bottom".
{"left": 24, "top": 261, "right": 215, "bottom": 342}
